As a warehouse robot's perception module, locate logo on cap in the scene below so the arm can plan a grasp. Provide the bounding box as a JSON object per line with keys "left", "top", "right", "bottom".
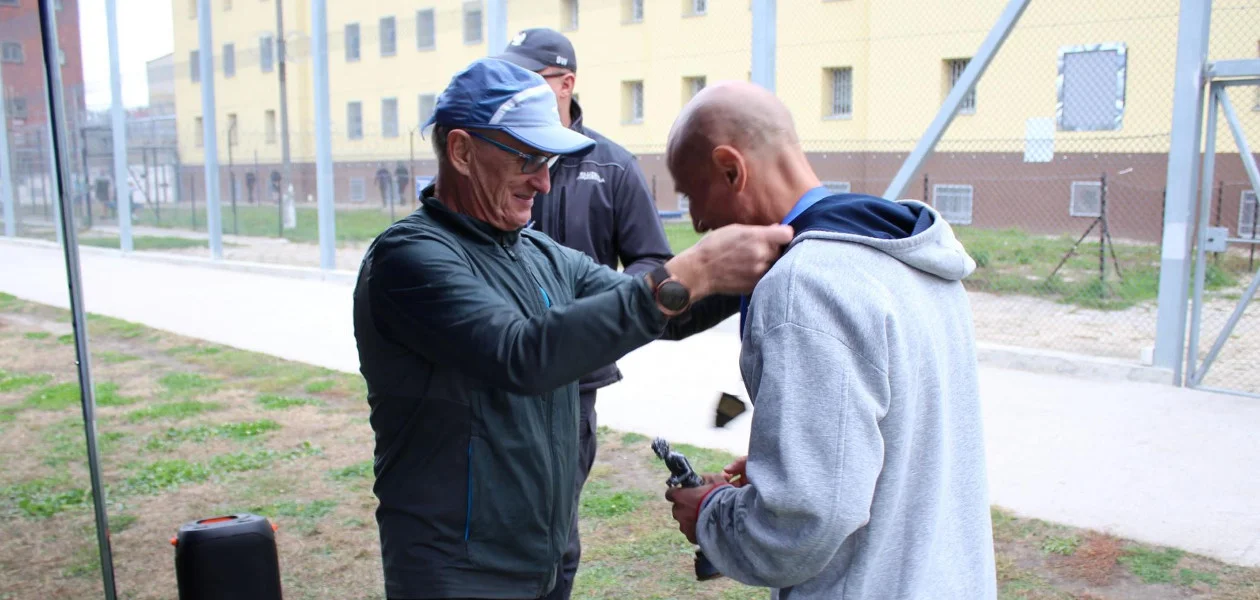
{"left": 511, "top": 32, "right": 527, "bottom": 46}
{"left": 556, "top": 56, "right": 568, "bottom": 66}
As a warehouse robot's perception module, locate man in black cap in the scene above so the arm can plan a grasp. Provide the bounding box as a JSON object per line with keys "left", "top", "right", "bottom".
{"left": 494, "top": 28, "right": 675, "bottom": 600}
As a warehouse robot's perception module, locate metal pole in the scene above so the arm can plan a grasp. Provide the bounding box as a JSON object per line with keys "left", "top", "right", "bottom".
{"left": 276, "top": 0, "right": 292, "bottom": 199}
{"left": 312, "top": 0, "right": 336, "bottom": 270}
{"left": 36, "top": 1, "right": 118, "bottom": 597}
{"left": 0, "top": 64, "right": 14, "bottom": 238}
{"left": 198, "top": 0, "right": 224, "bottom": 259}
{"left": 1187, "top": 85, "right": 1219, "bottom": 385}
{"left": 750, "top": 0, "right": 776, "bottom": 93}
{"left": 1099, "top": 173, "right": 1107, "bottom": 297}
{"left": 1153, "top": 0, "right": 1213, "bottom": 381}
{"left": 228, "top": 124, "right": 237, "bottom": 235}
{"left": 883, "top": 0, "right": 1032, "bottom": 201}
{"left": 79, "top": 127, "right": 91, "bottom": 228}
{"left": 485, "top": 0, "right": 508, "bottom": 55}
{"left": 106, "top": 0, "right": 130, "bottom": 251}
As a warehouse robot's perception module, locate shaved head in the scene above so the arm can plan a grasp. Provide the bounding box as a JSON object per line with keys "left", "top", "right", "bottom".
{"left": 667, "top": 81, "right": 798, "bottom": 175}
{"left": 666, "top": 81, "right": 817, "bottom": 231}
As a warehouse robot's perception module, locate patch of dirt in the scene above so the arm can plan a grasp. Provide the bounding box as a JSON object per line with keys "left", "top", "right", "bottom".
{"left": 1056, "top": 533, "right": 1125, "bottom": 586}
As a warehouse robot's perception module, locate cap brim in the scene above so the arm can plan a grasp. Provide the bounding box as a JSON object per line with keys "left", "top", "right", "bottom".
{"left": 493, "top": 53, "right": 549, "bottom": 72}
{"left": 502, "top": 125, "right": 595, "bottom": 156}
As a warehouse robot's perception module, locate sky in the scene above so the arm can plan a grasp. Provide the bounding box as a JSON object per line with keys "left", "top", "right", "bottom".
{"left": 78, "top": 0, "right": 174, "bottom": 110}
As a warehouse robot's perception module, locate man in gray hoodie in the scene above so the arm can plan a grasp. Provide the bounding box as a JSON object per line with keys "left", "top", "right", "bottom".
{"left": 663, "top": 82, "right": 997, "bottom": 599}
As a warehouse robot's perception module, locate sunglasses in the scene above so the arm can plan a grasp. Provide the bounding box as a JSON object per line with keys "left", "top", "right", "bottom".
{"left": 467, "top": 131, "right": 560, "bottom": 174}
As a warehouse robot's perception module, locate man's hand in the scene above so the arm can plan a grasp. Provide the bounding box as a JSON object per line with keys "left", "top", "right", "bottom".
{"left": 665, "top": 224, "right": 794, "bottom": 300}
{"left": 665, "top": 482, "right": 730, "bottom": 544}
{"left": 723, "top": 456, "right": 750, "bottom": 487}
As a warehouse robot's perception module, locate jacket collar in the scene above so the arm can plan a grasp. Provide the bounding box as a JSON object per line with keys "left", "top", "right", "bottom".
{"left": 568, "top": 99, "right": 586, "bottom": 135}
{"left": 420, "top": 188, "right": 522, "bottom": 247}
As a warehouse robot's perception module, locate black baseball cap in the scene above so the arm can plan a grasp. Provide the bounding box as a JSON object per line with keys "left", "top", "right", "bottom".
{"left": 494, "top": 28, "right": 577, "bottom": 73}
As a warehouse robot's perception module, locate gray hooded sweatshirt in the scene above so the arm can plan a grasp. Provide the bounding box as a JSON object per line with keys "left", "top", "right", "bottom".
{"left": 697, "top": 199, "right": 997, "bottom": 599}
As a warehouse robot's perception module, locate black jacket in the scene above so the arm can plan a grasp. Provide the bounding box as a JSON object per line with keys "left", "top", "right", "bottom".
{"left": 530, "top": 100, "right": 673, "bottom": 392}
{"left": 352, "top": 194, "right": 735, "bottom": 599}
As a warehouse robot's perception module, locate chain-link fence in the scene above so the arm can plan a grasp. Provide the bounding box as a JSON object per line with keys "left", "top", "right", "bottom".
{"left": 4, "top": 0, "right": 1257, "bottom": 377}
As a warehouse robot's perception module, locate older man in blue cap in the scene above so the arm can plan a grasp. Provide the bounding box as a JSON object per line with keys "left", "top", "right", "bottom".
{"left": 352, "top": 59, "right": 793, "bottom": 600}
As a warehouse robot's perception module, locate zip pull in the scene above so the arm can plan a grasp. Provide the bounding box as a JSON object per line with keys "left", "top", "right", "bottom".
{"left": 500, "top": 240, "right": 518, "bottom": 261}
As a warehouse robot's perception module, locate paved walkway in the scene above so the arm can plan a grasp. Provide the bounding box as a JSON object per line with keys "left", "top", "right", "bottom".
{"left": 2, "top": 238, "right": 1258, "bottom": 567}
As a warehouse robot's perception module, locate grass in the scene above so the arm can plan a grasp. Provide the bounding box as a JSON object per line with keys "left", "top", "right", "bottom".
{"left": 23, "top": 332, "right": 50, "bottom": 340}
{"left": 257, "top": 394, "right": 323, "bottom": 410}
{"left": 663, "top": 442, "right": 737, "bottom": 475}
{"left": 1119, "top": 546, "right": 1185, "bottom": 584}
{"left": 1041, "top": 535, "right": 1081, "bottom": 556}
{"left": 329, "top": 460, "right": 374, "bottom": 481}
{"left": 130, "top": 204, "right": 403, "bottom": 244}
{"left": 97, "top": 351, "right": 140, "bottom": 364}
{"left": 304, "top": 379, "right": 335, "bottom": 394}
{"left": 158, "top": 372, "right": 219, "bottom": 397}
{"left": 144, "top": 419, "right": 281, "bottom": 451}
{"left": 0, "top": 370, "right": 52, "bottom": 393}
{"left": 3, "top": 477, "right": 92, "bottom": 518}
{"left": 580, "top": 480, "right": 652, "bottom": 519}
{"left": 78, "top": 235, "right": 217, "bottom": 251}
{"left": 23, "top": 382, "right": 134, "bottom": 410}
{"left": 126, "top": 400, "right": 224, "bottom": 423}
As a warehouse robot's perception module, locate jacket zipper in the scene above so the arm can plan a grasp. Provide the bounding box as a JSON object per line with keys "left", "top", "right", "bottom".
{"left": 499, "top": 237, "right": 561, "bottom": 592}
{"left": 557, "top": 187, "right": 567, "bottom": 245}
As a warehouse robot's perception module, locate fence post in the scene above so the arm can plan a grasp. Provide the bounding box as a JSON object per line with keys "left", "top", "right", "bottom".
{"left": 0, "top": 64, "right": 15, "bottom": 238}
{"left": 1152, "top": 0, "right": 1213, "bottom": 382}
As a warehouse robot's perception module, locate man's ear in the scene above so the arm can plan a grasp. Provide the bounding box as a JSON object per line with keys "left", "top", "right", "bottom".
{"left": 560, "top": 72, "right": 576, "bottom": 100}
{"left": 448, "top": 130, "right": 475, "bottom": 177}
{"left": 712, "top": 146, "right": 747, "bottom": 193}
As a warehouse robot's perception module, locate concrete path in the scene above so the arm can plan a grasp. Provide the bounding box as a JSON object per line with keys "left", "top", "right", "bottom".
{"left": 2, "top": 238, "right": 1258, "bottom": 568}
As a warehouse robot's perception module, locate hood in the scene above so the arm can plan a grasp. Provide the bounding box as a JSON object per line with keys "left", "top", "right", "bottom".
{"left": 787, "top": 194, "right": 976, "bottom": 282}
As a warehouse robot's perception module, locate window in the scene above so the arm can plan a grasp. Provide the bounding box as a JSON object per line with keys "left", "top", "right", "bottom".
{"left": 380, "top": 16, "right": 397, "bottom": 57}
{"left": 5, "top": 97, "right": 27, "bottom": 120}
{"left": 826, "top": 67, "right": 852, "bottom": 118}
{"left": 1070, "top": 181, "right": 1102, "bottom": 218}
{"left": 188, "top": 0, "right": 196, "bottom": 18}
{"left": 0, "top": 42, "right": 21, "bottom": 64}
{"left": 932, "top": 184, "right": 974, "bottom": 225}
{"left": 227, "top": 113, "right": 238, "bottom": 146}
{"left": 822, "top": 181, "right": 851, "bottom": 194}
{"left": 1057, "top": 43, "right": 1127, "bottom": 131}
{"left": 1241, "top": 191, "right": 1258, "bottom": 239}
{"left": 678, "top": 194, "right": 690, "bottom": 212}
{"left": 265, "top": 110, "right": 277, "bottom": 144}
{"left": 686, "top": 0, "right": 707, "bottom": 16}
{"left": 418, "top": 94, "right": 436, "bottom": 128}
{"left": 416, "top": 9, "right": 436, "bottom": 50}
{"left": 945, "top": 58, "right": 975, "bottom": 114}
{"left": 623, "top": 81, "right": 644, "bottom": 123}
{"left": 347, "top": 102, "right": 363, "bottom": 140}
{"left": 349, "top": 177, "right": 366, "bottom": 202}
{"left": 345, "top": 23, "right": 361, "bottom": 62}
{"left": 190, "top": 50, "right": 200, "bottom": 82}
{"left": 625, "top": 0, "right": 644, "bottom": 23}
{"left": 194, "top": 116, "right": 204, "bottom": 147}
{"left": 683, "top": 76, "right": 706, "bottom": 103}
{"left": 223, "top": 43, "right": 236, "bottom": 78}
{"left": 562, "top": 0, "right": 579, "bottom": 30}
{"left": 463, "top": 2, "right": 483, "bottom": 44}
{"left": 0, "top": 0, "right": 20, "bottom": 5}
{"left": 260, "top": 35, "right": 275, "bottom": 72}
{"left": 224, "top": 0, "right": 232, "bottom": 10}
{"left": 382, "top": 98, "right": 399, "bottom": 138}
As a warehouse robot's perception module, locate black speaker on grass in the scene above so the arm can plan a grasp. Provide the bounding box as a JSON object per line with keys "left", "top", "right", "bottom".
{"left": 172, "top": 513, "right": 283, "bottom": 600}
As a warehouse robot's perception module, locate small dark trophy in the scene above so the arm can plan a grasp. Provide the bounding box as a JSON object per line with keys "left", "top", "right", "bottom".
{"left": 652, "top": 437, "right": 723, "bottom": 581}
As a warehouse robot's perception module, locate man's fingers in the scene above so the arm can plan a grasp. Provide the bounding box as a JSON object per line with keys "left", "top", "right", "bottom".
{"left": 765, "top": 224, "right": 794, "bottom": 245}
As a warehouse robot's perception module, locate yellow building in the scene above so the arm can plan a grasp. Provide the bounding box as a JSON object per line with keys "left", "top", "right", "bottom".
{"left": 171, "top": 0, "right": 1260, "bottom": 240}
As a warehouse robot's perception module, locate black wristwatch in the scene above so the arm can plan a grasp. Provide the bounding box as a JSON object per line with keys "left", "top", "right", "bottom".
{"left": 648, "top": 264, "right": 691, "bottom": 314}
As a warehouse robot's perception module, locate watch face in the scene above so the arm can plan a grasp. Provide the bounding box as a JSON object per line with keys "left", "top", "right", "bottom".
{"left": 659, "top": 281, "right": 690, "bottom": 311}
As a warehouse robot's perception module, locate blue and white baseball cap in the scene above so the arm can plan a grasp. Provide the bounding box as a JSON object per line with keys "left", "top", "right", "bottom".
{"left": 424, "top": 58, "right": 595, "bottom": 156}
